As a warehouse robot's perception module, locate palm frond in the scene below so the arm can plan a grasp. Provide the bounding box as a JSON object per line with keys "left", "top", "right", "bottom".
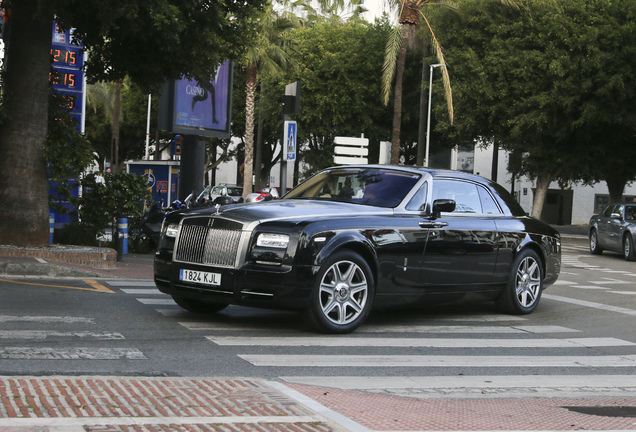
{"left": 420, "top": 13, "right": 453, "bottom": 124}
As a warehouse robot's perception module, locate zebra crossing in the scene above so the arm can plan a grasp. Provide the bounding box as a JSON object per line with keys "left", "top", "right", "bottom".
{"left": 108, "top": 278, "right": 636, "bottom": 397}
{"left": 2, "top": 272, "right": 635, "bottom": 397}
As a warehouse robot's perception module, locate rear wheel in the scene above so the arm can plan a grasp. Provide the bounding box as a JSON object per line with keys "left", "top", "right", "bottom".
{"left": 496, "top": 249, "right": 543, "bottom": 315}
{"left": 589, "top": 229, "right": 603, "bottom": 255}
{"left": 623, "top": 235, "right": 636, "bottom": 261}
{"left": 306, "top": 250, "right": 374, "bottom": 334}
{"left": 172, "top": 296, "right": 228, "bottom": 314}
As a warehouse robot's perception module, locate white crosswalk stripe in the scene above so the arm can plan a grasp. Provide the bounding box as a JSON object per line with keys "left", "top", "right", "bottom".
{"left": 0, "top": 312, "right": 145, "bottom": 362}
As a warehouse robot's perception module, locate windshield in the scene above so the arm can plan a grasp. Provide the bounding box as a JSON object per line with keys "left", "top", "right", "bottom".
{"left": 284, "top": 168, "right": 421, "bottom": 208}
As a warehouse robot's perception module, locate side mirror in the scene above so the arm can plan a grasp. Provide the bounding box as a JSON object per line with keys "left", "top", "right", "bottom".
{"left": 432, "top": 199, "right": 456, "bottom": 219}
{"left": 611, "top": 212, "right": 622, "bottom": 220}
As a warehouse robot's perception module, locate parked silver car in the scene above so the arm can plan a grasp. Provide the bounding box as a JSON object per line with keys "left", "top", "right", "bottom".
{"left": 196, "top": 185, "right": 244, "bottom": 206}
{"left": 589, "top": 202, "right": 636, "bottom": 261}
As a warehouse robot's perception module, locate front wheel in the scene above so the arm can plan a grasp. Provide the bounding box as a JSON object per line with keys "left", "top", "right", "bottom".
{"left": 624, "top": 235, "right": 636, "bottom": 261}
{"left": 496, "top": 249, "right": 543, "bottom": 315}
{"left": 589, "top": 229, "right": 603, "bottom": 255}
{"left": 305, "top": 250, "right": 374, "bottom": 334}
{"left": 172, "top": 296, "right": 228, "bottom": 314}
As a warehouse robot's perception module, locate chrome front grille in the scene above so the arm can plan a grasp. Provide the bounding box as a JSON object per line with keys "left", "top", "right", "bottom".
{"left": 174, "top": 221, "right": 242, "bottom": 268}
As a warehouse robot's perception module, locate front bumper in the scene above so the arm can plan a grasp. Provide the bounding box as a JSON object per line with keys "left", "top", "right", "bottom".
{"left": 154, "top": 256, "right": 317, "bottom": 311}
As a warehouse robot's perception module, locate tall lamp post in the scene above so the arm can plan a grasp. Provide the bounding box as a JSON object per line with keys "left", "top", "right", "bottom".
{"left": 425, "top": 63, "right": 446, "bottom": 167}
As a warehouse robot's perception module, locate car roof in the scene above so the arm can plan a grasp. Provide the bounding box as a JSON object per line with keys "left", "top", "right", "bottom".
{"left": 330, "top": 165, "right": 490, "bottom": 183}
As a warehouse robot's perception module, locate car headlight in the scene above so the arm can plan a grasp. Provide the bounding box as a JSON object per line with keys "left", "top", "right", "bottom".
{"left": 165, "top": 223, "right": 180, "bottom": 238}
{"left": 256, "top": 233, "right": 289, "bottom": 248}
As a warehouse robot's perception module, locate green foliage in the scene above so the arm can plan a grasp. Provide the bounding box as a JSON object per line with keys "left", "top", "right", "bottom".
{"left": 284, "top": 18, "right": 394, "bottom": 176}
{"left": 85, "top": 80, "right": 160, "bottom": 169}
{"left": 435, "top": 0, "right": 636, "bottom": 187}
{"left": 52, "top": 0, "right": 267, "bottom": 90}
{"left": 44, "top": 90, "right": 94, "bottom": 214}
{"left": 75, "top": 172, "right": 152, "bottom": 237}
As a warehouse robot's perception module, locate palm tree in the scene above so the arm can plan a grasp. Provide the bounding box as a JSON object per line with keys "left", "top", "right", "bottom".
{"left": 241, "top": 4, "right": 298, "bottom": 197}
{"left": 382, "top": 0, "right": 455, "bottom": 166}
{"left": 86, "top": 79, "right": 129, "bottom": 171}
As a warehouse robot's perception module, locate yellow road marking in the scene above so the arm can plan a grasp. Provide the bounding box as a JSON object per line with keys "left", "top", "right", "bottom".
{"left": 0, "top": 278, "right": 114, "bottom": 293}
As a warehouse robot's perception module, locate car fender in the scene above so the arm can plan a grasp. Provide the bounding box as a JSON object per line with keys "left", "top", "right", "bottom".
{"left": 314, "top": 231, "right": 379, "bottom": 279}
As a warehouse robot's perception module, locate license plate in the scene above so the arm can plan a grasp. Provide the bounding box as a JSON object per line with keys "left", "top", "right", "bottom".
{"left": 179, "top": 269, "right": 221, "bottom": 286}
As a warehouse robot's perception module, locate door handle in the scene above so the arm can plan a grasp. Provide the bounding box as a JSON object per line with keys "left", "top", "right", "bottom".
{"left": 419, "top": 221, "right": 448, "bottom": 229}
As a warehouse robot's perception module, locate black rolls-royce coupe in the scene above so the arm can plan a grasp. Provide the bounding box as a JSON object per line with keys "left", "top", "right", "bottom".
{"left": 154, "top": 165, "right": 561, "bottom": 333}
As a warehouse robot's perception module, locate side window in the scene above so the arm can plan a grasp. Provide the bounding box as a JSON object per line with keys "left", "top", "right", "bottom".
{"left": 602, "top": 205, "right": 615, "bottom": 217}
{"left": 478, "top": 186, "right": 502, "bottom": 214}
{"left": 432, "top": 179, "right": 482, "bottom": 213}
{"left": 406, "top": 182, "right": 428, "bottom": 211}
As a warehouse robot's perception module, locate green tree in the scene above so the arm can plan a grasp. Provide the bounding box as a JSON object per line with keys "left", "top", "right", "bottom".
{"left": 436, "top": 0, "right": 636, "bottom": 217}
{"left": 240, "top": 3, "right": 298, "bottom": 197}
{"left": 382, "top": 0, "right": 456, "bottom": 165}
{"left": 286, "top": 19, "right": 393, "bottom": 176}
{"left": 0, "top": 0, "right": 265, "bottom": 246}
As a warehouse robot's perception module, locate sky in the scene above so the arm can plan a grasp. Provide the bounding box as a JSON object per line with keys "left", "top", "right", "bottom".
{"left": 362, "top": 0, "right": 392, "bottom": 21}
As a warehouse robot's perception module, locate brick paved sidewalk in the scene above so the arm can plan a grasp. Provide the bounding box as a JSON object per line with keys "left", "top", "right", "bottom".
{"left": 2, "top": 377, "right": 635, "bottom": 432}
{"left": 288, "top": 383, "right": 636, "bottom": 431}
{"left": 0, "top": 377, "right": 342, "bottom": 432}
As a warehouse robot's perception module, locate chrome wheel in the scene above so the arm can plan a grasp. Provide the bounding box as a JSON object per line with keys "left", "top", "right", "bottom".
{"left": 515, "top": 256, "right": 541, "bottom": 308}
{"left": 306, "top": 250, "right": 374, "bottom": 333}
{"left": 319, "top": 260, "right": 369, "bottom": 325}
{"left": 495, "top": 249, "right": 543, "bottom": 315}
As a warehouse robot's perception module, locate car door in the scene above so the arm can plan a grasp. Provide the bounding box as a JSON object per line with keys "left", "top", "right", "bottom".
{"left": 607, "top": 204, "right": 626, "bottom": 251}
{"left": 420, "top": 179, "right": 499, "bottom": 290}
{"left": 596, "top": 204, "right": 616, "bottom": 250}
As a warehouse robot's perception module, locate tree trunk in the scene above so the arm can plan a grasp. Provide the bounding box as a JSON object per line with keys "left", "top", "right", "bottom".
{"left": 243, "top": 66, "right": 257, "bottom": 197}
{"left": 254, "top": 87, "right": 264, "bottom": 191}
{"left": 531, "top": 171, "right": 556, "bottom": 220}
{"left": 0, "top": 2, "right": 53, "bottom": 246}
{"left": 606, "top": 177, "right": 626, "bottom": 204}
{"left": 390, "top": 25, "right": 412, "bottom": 166}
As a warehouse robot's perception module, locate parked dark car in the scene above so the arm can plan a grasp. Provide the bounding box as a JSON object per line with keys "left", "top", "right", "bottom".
{"left": 154, "top": 165, "right": 561, "bottom": 333}
{"left": 589, "top": 202, "right": 636, "bottom": 261}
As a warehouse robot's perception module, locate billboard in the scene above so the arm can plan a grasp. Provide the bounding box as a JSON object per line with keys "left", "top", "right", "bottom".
{"left": 158, "top": 61, "right": 233, "bottom": 138}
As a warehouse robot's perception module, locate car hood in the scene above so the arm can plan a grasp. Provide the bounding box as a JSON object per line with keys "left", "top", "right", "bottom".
{"left": 179, "top": 199, "right": 392, "bottom": 225}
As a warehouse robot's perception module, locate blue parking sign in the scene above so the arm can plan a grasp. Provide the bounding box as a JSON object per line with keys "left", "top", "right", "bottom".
{"left": 283, "top": 121, "right": 297, "bottom": 161}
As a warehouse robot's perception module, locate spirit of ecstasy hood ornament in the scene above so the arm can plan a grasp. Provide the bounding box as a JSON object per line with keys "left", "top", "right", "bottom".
{"left": 214, "top": 203, "right": 222, "bottom": 215}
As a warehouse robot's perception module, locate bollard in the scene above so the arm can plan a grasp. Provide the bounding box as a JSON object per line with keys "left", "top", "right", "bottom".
{"left": 117, "top": 217, "right": 128, "bottom": 261}
{"left": 49, "top": 213, "right": 55, "bottom": 244}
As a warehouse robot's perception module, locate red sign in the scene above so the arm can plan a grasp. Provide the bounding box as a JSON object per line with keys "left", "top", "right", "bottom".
{"left": 157, "top": 181, "right": 168, "bottom": 193}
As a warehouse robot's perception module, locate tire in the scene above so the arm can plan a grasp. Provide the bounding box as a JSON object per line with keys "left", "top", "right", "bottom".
{"left": 172, "top": 296, "right": 228, "bottom": 314}
{"left": 623, "top": 235, "right": 636, "bottom": 261}
{"left": 589, "top": 229, "right": 603, "bottom": 255}
{"left": 305, "top": 250, "right": 374, "bottom": 334}
{"left": 495, "top": 249, "right": 543, "bottom": 315}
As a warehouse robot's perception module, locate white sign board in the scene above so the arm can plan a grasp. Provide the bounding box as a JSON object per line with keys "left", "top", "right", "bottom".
{"left": 333, "top": 136, "right": 369, "bottom": 165}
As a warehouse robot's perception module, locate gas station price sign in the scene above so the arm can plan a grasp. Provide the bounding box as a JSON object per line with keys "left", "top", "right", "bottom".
{"left": 51, "top": 21, "right": 84, "bottom": 131}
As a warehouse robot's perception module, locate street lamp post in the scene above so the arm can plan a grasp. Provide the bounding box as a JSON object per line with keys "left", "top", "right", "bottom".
{"left": 425, "top": 63, "right": 445, "bottom": 167}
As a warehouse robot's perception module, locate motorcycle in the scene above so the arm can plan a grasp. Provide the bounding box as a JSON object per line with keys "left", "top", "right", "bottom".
{"left": 130, "top": 200, "right": 184, "bottom": 253}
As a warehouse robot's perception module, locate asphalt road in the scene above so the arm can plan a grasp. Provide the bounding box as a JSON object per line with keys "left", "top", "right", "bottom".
{"left": 0, "top": 235, "right": 635, "bottom": 398}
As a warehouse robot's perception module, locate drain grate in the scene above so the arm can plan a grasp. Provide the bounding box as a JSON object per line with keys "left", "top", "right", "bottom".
{"left": 562, "top": 406, "right": 636, "bottom": 418}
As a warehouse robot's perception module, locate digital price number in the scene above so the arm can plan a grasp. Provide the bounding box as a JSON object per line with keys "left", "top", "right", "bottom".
{"left": 51, "top": 48, "right": 78, "bottom": 67}
{"left": 50, "top": 71, "right": 79, "bottom": 90}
